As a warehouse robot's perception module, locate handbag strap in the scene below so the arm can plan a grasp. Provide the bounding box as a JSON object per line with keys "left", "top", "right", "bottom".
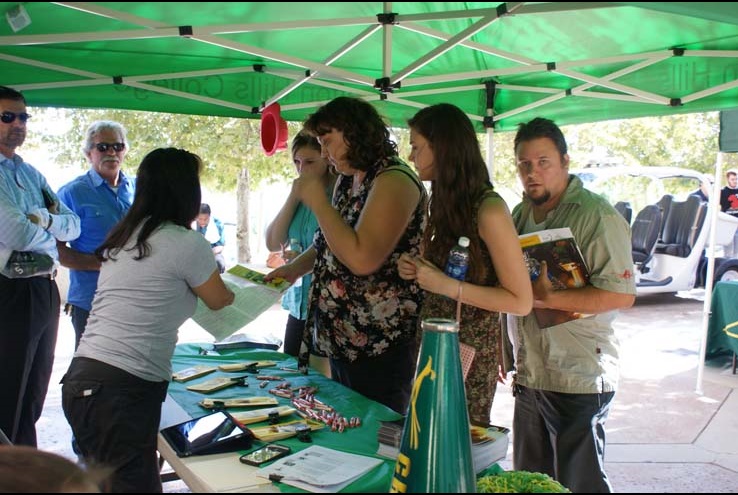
{"left": 455, "top": 282, "right": 463, "bottom": 324}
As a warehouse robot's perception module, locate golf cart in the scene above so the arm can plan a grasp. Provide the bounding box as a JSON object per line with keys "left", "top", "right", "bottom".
{"left": 572, "top": 165, "right": 738, "bottom": 296}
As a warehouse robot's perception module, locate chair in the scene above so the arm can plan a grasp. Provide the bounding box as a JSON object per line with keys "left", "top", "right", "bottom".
{"left": 656, "top": 194, "right": 674, "bottom": 240}
{"left": 631, "top": 204, "right": 663, "bottom": 272}
{"left": 655, "top": 195, "right": 706, "bottom": 258}
{"left": 614, "top": 201, "right": 633, "bottom": 224}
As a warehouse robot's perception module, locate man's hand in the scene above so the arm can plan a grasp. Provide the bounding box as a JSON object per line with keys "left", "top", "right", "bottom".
{"left": 26, "top": 208, "right": 52, "bottom": 230}
{"left": 531, "top": 260, "right": 555, "bottom": 305}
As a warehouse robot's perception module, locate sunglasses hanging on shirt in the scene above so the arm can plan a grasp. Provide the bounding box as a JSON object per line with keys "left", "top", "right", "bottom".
{"left": 0, "top": 111, "right": 31, "bottom": 124}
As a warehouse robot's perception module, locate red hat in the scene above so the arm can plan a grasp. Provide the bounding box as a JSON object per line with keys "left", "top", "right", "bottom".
{"left": 260, "top": 102, "right": 288, "bottom": 156}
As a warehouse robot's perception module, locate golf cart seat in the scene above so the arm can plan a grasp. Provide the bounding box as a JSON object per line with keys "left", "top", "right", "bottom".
{"left": 631, "top": 204, "right": 662, "bottom": 271}
{"left": 614, "top": 201, "right": 633, "bottom": 224}
{"left": 656, "top": 194, "right": 674, "bottom": 238}
{"left": 655, "top": 195, "right": 707, "bottom": 258}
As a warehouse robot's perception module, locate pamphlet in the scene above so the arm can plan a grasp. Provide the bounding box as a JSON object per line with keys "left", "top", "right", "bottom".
{"left": 519, "top": 228, "right": 590, "bottom": 329}
{"left": 256, "top": 445, "right": 383, "bottom": 492}
{"left": 172, "top": 365, "right": 217, "bottom": 383}
{"left": 375, "top": 421, "right": 509, "bottom": 473}
{"left": 191, "top": 264, "right": 291, "bottom": 341}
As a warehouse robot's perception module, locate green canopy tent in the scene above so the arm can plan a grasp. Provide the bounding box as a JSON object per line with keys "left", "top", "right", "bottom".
{"left": 3, "top": 1, "right": 738, "bottom": 391}
{"left": 3, "top": 2, "right": 738, "bottom": 133}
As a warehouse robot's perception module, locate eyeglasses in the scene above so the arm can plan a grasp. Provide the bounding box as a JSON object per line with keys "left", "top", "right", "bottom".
{"left": 0, "top": 111, "right": 31, "bottom": 124}
{"left": 94, "top": 142, "right": 126, "bottom": 152}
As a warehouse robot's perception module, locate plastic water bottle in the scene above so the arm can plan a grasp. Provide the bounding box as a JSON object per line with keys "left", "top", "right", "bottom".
{"left": 445, "top": 236, "right": 470, "bottom": 282}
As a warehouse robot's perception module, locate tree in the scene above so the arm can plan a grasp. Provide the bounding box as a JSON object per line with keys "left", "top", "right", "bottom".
{"left": 486, "top": 111, "right": 738, "bottom": 197}
{"left": 26, "top": 107, "right": 302, "bottom": 263}
{"left": 25, "top": 107, "right": 738, "bottom": 261}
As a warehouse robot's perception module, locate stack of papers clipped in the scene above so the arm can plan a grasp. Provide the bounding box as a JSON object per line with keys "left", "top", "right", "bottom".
{"left": 256, "top": 445, "right": 383, "bottom": 493}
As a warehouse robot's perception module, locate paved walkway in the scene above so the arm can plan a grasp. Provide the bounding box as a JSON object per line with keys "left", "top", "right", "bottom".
{"left": 37, "top": 289, "right": 738, "bottom": 493}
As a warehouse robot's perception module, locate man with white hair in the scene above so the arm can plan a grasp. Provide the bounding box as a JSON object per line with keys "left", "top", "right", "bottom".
{"left": 57, "top": 120, "right": 135, "bottom": 348}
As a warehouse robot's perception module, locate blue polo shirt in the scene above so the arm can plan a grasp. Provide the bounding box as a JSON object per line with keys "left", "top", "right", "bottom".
{"left": 57, "top": 168, "right": 135, "bottom": 311}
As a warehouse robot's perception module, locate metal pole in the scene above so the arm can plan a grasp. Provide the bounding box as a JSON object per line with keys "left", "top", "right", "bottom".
{"left": 696, "top": 152, "right": 723, "bottom": 394}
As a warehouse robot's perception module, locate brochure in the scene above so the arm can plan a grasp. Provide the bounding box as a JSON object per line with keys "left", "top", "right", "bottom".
{"left": 191, "top": 264, "right": 291, "bottom": 341}
{"left": 519, "top": 228, "right": 591, "bottom": 329}
{"left": 375, "top": 420, "right": 510, "bottom": 474}
{"left": 256, "top": 445, "right": 383, "bottom": 492}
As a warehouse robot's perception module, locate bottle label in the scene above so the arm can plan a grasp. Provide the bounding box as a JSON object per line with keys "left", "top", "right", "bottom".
{"left": 446, "top": 263, "right": 468, "bottom": 281}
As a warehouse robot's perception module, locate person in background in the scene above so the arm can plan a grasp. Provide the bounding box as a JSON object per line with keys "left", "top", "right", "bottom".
{"left": 504, "top": 117, "right": 636, "bottom": 492}
{"left": 397, "top": 103, "right": 533, "bottom": 426}
{"left": 265, "top": 96, "right": 427, "bottom": 414}
{"left": 689, "top": 177, "right": 710, "bottom": 203}
{"left": 194, "top": 203, "right": 227, "bottom": 273}
{"left": 61, "top": 148, "right": 234, "bottom": 493}
{"left": 265, "top": 132, "right": 336, "bottom": 376}
{"left": 720, "top": 168, "right": 738, "bottom": 217}
{"left": 57, "top": 120, "right": 135, "bottom": 349}
{"left": 0, "top": 85, "right": 81, "bottom": 447}
{"left": 720, "top": 168, "right": 738, "bottom": 257}
{"left": 0, "top": 445, "right": 109, "bottom": 493}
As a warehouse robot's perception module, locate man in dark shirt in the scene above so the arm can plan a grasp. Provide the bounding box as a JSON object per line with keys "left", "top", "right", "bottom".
{"left": 720, "top": 169, "right": 738, "bottom": 217}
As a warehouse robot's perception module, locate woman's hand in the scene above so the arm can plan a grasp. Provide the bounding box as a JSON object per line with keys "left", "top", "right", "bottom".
{"left": 397, "top": 252, "right": 418, "bottom": 280}
{"left": 264, "top": 263, "right": 302, "bottom": 285}
{"left": 413, "top": 256, "right": 454, "bottom": 297}
{"left": 292, "top": 169, "right": 328, "bottom": 211}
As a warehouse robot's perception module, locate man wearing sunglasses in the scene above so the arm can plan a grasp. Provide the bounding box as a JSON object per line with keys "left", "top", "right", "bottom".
{"left": 0, "top": 85, "right": 81, "bottom": 447}
{"left": 57, "top": 121, "right": 135, "bottom": 349}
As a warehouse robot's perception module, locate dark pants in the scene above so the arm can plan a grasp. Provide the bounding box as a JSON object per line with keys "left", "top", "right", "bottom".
{"left": 330, "top": 341, "right": 418, "bottom": 415}
{"left": 283, "top": 314, "right": 305, "bottom": 357}
{"left": 69, "top": 304, "right": 90, "bottom": 350}
{"left": 0, "top": 274, "right": 59, "bottom": 446}
{"left": 512, "top": 385, "right": 615, "bottom": 493}
{"left": 62, "top": 357, "right": 168, "bottom": 493}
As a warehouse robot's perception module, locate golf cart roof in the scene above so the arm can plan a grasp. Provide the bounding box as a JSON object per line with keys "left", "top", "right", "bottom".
{"left": 572, "top": 166, "right": 712, "bottom": 184}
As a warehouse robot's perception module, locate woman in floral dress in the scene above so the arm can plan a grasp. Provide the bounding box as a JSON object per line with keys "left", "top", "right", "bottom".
{"left": 266, "top": 97, "right": 427, "bottom": 414}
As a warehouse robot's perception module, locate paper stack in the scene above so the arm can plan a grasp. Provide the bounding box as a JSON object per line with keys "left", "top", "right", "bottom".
{"left": 376, "top": 419, "right": 509, "bottom": 473}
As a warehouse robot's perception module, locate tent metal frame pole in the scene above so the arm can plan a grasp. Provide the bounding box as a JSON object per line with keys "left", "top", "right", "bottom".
{"left": 682, "top": 79, "right": 738, "bottom": 104}
{"left": 392, "top": 13, "right": 500, "bottom": 84}
{"left": 262, "top": 24, "right": 380, "bottom": 110}
{"left": 696, "top": 152, "right": 724, "bottom": 394}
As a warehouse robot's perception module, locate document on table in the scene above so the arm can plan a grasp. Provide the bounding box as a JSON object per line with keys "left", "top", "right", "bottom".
{"left": 185, "top": 453, "right": 274, "bottom": 493}
{"left": 256, "top": 445, "right": 383, "bottom": 493}
{"left": 191, "top": 265, "right": 291, "bottom": 341}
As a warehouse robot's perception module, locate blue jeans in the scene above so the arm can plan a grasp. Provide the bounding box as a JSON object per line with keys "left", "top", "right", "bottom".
{"left": 69, "top": 305, "right": 90, "bottom": 350}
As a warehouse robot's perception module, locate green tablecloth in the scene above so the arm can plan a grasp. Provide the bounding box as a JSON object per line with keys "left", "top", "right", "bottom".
{"left": 707, "top": 281, "right": 738, "bottom": 358}
{"left": 168, "top": 343, "right": 403, "bottom": 493}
